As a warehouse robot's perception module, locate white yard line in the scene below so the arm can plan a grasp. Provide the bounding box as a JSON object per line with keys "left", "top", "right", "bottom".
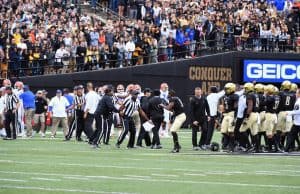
{"left": 0, "top": 159, "right": 300, "bottom": 174}
{"left": 63, "top": 176, "right": 90, "bottom": 180}
{"left": 0, "top": 171, "right": 299, "bottom": 190}
{"left": 151, "top": 173, "right": 179, "bottom": 177}
{"left": 0, "top": 185, "right": 136, "bottom": 194}
{"left": 183, "top": 173, "right": 206, "bottom": 177}
{"left": 0, "top": 178, "right": 26, "bottom": 182}
{"left": 31, "top": 177, "right": 61, "bottom": 181}
{"left": 124, "top": 175, "right": 151, "bottom": 179}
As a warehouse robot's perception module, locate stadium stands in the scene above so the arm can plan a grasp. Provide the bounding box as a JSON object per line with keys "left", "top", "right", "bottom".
{"left": 0, "top": 0, "right": 299, "bottom": 78}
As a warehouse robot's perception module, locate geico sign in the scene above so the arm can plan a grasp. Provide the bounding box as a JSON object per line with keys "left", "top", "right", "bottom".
{"left": 247, "top": 63, "right": 300, "bottom": 80}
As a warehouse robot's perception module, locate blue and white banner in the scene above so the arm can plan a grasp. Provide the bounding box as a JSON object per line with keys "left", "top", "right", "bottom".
{"left": 243, "top": 60, "right": 300, "bottom": 83}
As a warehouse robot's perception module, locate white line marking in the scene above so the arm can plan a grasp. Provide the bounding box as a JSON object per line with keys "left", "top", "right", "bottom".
{"left": 124, "top": 175, "right": 151, "bottom": 179}
{"left": 151, "top": 173, "right": 179, "bottom": 177}
{"left": 63, "top": 176, "right": 90, "bottom": 180}
{"left": 184, "top": 173, "right": 206, "bottom": 177}
{"left": 31, "top": 177, "right": 61, "bottom": 181}
{"left": 0, "top": 178, "right": 26, "bottom": 182}
{"left": 0, "top": 185, "right": 135, "bottom": 194}
{"left": 1, "top": 160, "right": 300, "bottom": 174}
{"left": 0, "top": 171, "right": 299, "bottom": 190}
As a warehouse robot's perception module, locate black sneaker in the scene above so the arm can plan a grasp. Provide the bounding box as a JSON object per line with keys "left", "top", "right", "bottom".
{"left": 156, "top": 145, "right": 163, "bottom": 149}
{"left": 76, "top": 138, "right": 83, "bottom": 142}
{"left": 3, "top": 137, "right": 12, "bottom": 140}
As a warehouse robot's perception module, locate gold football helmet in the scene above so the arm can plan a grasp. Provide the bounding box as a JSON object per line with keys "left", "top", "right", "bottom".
{"left": 254, "top": 83, "right": 264, "bottom": 93}
{"left": 224, "top": 83, "right": 236, "bottom": 94}
{"left": 290, "top": 83, "right": 298, "bottom": 92}
{"left": 281, "top": 80, "right": 291, "bottom": 91}
{"left": 244, "top": 83, "right": 254, "bottom": 93}
{"left": 265, "top": 84, "right": 275, "bottom": 94}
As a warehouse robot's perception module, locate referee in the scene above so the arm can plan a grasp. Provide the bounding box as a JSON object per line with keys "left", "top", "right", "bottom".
{"left": 116, "top": 90, "right": 150, "bottom": 149}
{"left": 90, "top": 85, "right": 119, "bottom": 148}
{"left": 66, "top": 86, "right": 85, "bottom": 141}
{"left": 3, "top": 86, "right": 20, "bottom": 140}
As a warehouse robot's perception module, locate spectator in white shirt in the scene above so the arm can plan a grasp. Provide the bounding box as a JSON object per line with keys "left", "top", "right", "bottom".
{"left": 84, "top": 82, "right": 100, "bottom": 140}
{"left": 48, "top": 90, "right": 70, "bottom": 139}
{"left": 0, "top": 88, "right": 6, "bottom": 137}
{"left": 125, "top": 37, "right": 135, "bottom": 66}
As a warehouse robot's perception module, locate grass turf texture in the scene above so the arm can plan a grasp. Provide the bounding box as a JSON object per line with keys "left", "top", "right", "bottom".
{"left": 0, "top": 130, "right": 299, "bottom": 194}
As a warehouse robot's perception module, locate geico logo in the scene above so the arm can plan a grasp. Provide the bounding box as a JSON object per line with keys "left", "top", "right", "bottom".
{"left": 247, "top": 63, "right": 300, "bottom": 79}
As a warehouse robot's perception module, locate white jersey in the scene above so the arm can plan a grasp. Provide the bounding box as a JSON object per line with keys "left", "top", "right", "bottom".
{"left": 287, "top": 98, "right": 300, "bottom": 126}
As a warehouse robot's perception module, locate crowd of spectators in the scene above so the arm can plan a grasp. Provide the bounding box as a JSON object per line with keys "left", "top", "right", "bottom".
{"left": 0, "top": 0, "right": 299, "bottom": 77}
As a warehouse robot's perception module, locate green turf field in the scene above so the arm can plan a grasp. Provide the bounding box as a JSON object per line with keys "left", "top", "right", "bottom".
{"left": 0, "top": 130, "right": 299, "bottom": 194}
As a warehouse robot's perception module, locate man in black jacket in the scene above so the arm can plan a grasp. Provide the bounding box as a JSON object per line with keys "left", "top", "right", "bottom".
{"left": 90, "top": 85, "right": 119, "bottom": 148}
{"left": 136, "top": 88, "right": 152, "bottom": 147}
{"left": 148, "top": 89, "right": 165, "bottom": 149}
{"left": 190, "top": 87, "right": 211, "bottom": 150}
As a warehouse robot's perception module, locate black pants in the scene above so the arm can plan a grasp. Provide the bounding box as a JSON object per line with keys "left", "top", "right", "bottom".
{"left": 285, "top": 125, "right": 300, "bottom": 152}
{"left": 234, "top": 117, "right": 244, "bottom": 146}
{"left": 117, "top": 116, "right": 136, "bottom": 148}
{"left": 205, "top": 116, "right": 215, "bottom": 145}
{"left": 84, "top": 113, "right": 95, "bottom": 140}
{"left": 151, "top": 119, "right": 163, "bottom": 146}
{"left": 66, "top": 110, "right": 84, "bottom": 139}
{"left": 192, "top": 120, "right": 208, "bottom": 147}
{"left": 136, "top": 119, "right": 151, "bottom": 146}
{"left": 92, "top": 114, "right": 113, "bottom": 145}
{"left": 5, "top": 110, "right": 17, "bottom": 139}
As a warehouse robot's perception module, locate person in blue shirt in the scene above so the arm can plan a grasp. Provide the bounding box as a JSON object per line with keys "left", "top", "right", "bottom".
{"left": 63, "top": 88, "right": 74, "bottom": 127}
{"left": 19, "top": 85, "right": 35, "bottom": 137}
{"left": 176, "top": 29, "right": 186, "bottom": 59}
{"left": 185, "top": 25, "right": 196, "bottom": 58}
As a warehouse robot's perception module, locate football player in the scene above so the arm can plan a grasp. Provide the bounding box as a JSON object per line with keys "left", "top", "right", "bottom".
{"left": 239, "top": 83, "right": 260, "bottom": 152}
{"left": 255, "top": 83, "right": 267, "bottom": 151}
{"left": 220, "top": 83, "right": 239, "bottom": 152}
{"left": 276, "top": 81, "right": 296, "bottom": 148}
{"left": 262, "top": 85, "right": 282, "bottom": 152}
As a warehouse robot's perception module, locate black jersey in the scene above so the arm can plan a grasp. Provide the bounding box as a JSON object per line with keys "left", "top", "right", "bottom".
{"left": 265, "top": 95, "right": 276, "bottom": 113}
{"left": 246, "top": 92, "right": 259, "bottom": 113}
{"left": 256, "top": 93, "right": 266, "bottom": 112}
{"left": 278, "top": 91, "right": 296, "bottom": 111}
{"left": 274, "top": 95, "right": 281, "bottom": 113}
{"left": 223, "top": 93, "right": 239, "bottom": 113}
{"left": 169, "top": 96, "right": 184, "bottom": 116}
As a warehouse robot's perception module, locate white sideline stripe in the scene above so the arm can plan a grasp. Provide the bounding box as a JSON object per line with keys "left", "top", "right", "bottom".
{"left": 151, "top": 173, "right": 179, "bottom": 177}
{"left": 0, "top": 178, "right": 26, "bottom": 182}
{"left": 31, "top": 177, "right": 61, "bottom": 181}
{"left": 0, "top": 171, "right": 299, "bottom": 190}
{"left": 0, "top": 185, "right": 135, "bottom": 194}
{"left": 1, "top": 160, "right": 300, "bottom": 174}
{"left": 64, "top": 176, "right": 90, "bottom": 180}
{"left": 184, "top": 173, "right": 206, "bottom": 177}
{"left": 124, "top": 175, "right": 151, "bottom": 179}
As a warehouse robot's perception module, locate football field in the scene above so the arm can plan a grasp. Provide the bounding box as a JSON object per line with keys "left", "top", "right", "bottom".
{"left": 0, "top": 131, "right": 299, "bottom": 194}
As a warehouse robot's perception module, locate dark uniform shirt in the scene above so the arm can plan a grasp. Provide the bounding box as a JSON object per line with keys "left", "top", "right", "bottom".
{"left": 274, "top": 95, "right": 281, "bottom": 113}
{"left": 35, "top": 97, "right": 48, "bottom": 114}
{"left": 170, "top": 96, "right": 184, "bottom": 116}
{"left": 265, "top": 95, "right": 276, "bottom": 113}
{"left": 278, "top": 91, "right": 296, "bottom": 111}
{"left": 223, "top": 94, "right": 239, "bottom": 113}
{"left": 95, "top": 95, "right": 119, "bottom": 118}
{"left": 247, "top": 92, "right": 259, "bottom": 112}
{"left": 190, "top": 96, "right": 210, "bottom": 122}
{"left": 257, "top": 93, "right": 266, "bottom": 112}
{"left": 148, "top": 96, "right": 164, "bottom": 121}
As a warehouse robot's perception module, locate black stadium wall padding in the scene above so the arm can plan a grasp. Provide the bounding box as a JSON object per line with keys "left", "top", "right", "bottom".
{"left": 19, "top": 51, "right": 300, "bottom": 127}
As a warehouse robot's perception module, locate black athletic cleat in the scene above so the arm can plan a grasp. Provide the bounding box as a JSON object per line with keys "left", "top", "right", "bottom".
{"left": 115, "top": 143, "right": 120, "bottom": 149}
{"left": 171, "top": 148, "right": 180, "bottom": 153}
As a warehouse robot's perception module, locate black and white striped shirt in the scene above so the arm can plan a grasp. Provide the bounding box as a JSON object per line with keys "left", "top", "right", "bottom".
{"left": 5, "top": 93, "right": 19, "bottom": 111}
{"left": 74, "top": 95, "right": 85, "bottom": 110}
{"left": 123, "top": 96, "right": 140, "bottom": 117}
